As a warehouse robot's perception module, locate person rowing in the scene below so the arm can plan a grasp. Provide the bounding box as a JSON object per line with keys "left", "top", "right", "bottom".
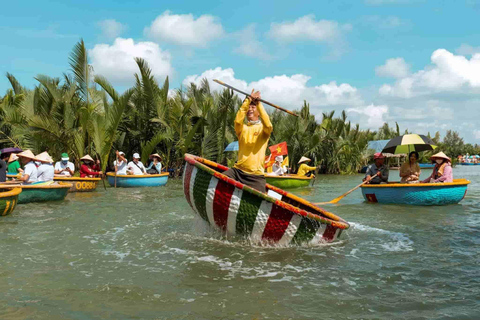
{"left": 80, "top": 155, "right": 103, "bottom": 178}
{"left": 363, "top": 152, "right": 389, "bottom": 184}
{"left": 297, "top": 156, "right": 317, "bottom": 177}
{"left": 114, "top": 151, "right": 127, "bottom": 175}
{"left": 223, "top": 89, "right": 273, "bottom": 192}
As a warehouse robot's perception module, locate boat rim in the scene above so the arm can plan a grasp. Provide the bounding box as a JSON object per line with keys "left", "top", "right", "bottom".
{"left": 265, "top": 174, "right": 314, "bottom": 180}
{"left": 106, "top": 172, "right": 169, "bottom": 178}
{"left": 0, "top": 182, "right": 73, "bottom": 189}
{"left": 54, "top": 176, "right": 101, "bottom": 181}
{"left": 0, "top": 187, "right": 22, "bottom": 197}
{"left": 185, "top": 153, "right": 349, "bottom": 230}
{"left": 361, "top": 178, "right": 470, "bottom": 188}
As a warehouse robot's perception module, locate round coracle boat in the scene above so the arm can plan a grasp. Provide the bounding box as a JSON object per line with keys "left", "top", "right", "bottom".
{"left": 54, "top": 176, "right": 101, "bottom": 192}
{"left": 106, "top": 172, "right": 169, "bottom": 188}
{"left": 0, "top": 187, "right": 22, "bottom": 216}
{"left": 459, "top": 162, "right": 477, "bottom": 166}
{"left": 361, "top": 179, "right": 470, "bottom": 206}
{"left": 265, "top": 174, "right": 314, "bottom": 189}
{"left": 183, "top": 154, "right": 350, "bottom": 245}
{"left": 0, "top": 182, "right": 72, "bottom": 204}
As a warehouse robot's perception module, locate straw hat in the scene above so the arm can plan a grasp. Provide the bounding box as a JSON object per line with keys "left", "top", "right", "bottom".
{"left": 17, "top": 149, "right": 37, "bottom": 161}
{"left": 80, "top": 154, "right": 94, "bottom": 162}
{"left": 298, "top": 156, "right": 311, "bottom": 164}
{"left": 8, "top": 153, "right": 18, "bottom": 163}
{"left": 36, "top": 151, "right": 54, "bottom": 163}
{"left": 430, "top": 152, "right": 451, "bottom": 162}
{"left": 149, "top": 153, "right": 162, "bottom": 161}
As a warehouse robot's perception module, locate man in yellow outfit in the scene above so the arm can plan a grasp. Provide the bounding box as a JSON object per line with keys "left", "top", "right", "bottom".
{"left": 223, "top": 89, "right": 273, "bottom": 192}
{"left": 297, "top": 156, "right": 317, "bottom": 176}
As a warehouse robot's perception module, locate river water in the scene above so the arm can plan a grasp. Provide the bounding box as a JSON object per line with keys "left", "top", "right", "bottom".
{"left": 0, "top": 166, "right": 479, "bottom": 319}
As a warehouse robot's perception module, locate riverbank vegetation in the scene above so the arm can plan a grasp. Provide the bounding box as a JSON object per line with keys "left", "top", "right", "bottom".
{"left": 1, "top": 40, "right": 479, "bottom": 174}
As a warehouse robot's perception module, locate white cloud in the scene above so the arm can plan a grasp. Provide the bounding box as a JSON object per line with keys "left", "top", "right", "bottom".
{"left": 379, "top": 49, "right": 480, "bottom": 97}
{"left": 232, "top": 24, "right": 271, "bottom": 60}
{"left": 376, "top": 57, "right": 410, "bottom": 78}
{"left": 97, "top": 19, "right": 126, "bottom": 39}
{"left": 268, "top": 15, "right": 351, "bottom": 43}
{"left": 89, "top": 38, "right": 173, "bottom": 84}
{"left": 455, "top": 43, "right": 480, "bottom": 56}
{"left": 347, "top": 104, "right": 389, "bottom": 128}
{"left": 183, "top": 67, "right": 363, "bottom": 113}
{"left": 474, "top": 130, "right": 480, "bottom": 140}
{"left": 144, "top": 11, "right": 224, "bottom": 47}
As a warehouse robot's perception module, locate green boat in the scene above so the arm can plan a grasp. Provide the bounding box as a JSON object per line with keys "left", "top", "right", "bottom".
{"left": 14, "top": 182, "right": 72, "bottom": 204}
{"left": 0, "top": 187, "right": 22, "bottom": 216}
{"left": 265, "top": 174, "right": 314, "bottom": 189}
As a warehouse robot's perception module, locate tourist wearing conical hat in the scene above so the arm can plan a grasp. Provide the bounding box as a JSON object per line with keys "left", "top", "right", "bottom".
{"left": 54, "top": 152, "right": 75, "bottom": 177}
{"left": 36, "top": 151, "right": 55, "bottom": 182}
{"left": 146, "top": 153, "right": 162, "bottom": 174}
{"left": 297, "top": 156, "right": 317, "bottom": 177}
{"left": 222, "top": 89, "right": 273, "bottom": 192}
{"left": 7, "top": 153, "right": 23, "bottom": 175}
{"left": 421, "top": 152, "right": 453, "bottom": 183}
{"left": 79, "top": 154, "right": 102, "bottom": 178}
{"left": 16, "top": 149, "right": 38, "bottom": 183}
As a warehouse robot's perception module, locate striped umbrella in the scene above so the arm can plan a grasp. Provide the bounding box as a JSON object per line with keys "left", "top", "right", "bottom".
{"left": 381, "top": 134, "right": 437, "bottom": 154}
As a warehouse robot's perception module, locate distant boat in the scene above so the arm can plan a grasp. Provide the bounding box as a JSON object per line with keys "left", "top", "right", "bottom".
{"left": 419, "top": 163, "right": 435, "bottom": 169}
{"left": 361, "top": 179, "right": 470, "bottom": 206}
{"left": 106, "top": 172, "right": 169, "bottom": 187}
{"left": 265, "top": 174, "right": 314, "bottom": 189}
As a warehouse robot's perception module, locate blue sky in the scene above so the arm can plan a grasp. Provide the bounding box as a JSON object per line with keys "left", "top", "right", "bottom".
{"left": 1, "top": 0, "right": 480, "bottom": 143}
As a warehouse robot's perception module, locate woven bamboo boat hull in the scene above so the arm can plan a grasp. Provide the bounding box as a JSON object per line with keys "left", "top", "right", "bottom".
{"left": 16, "top": 182, "right": 72, "bottom": 204}
{"left": 106, "top": 172, "right": 169, "bottom": 187}
{"left": 183, "top": 154, "right": 349, "bottom": 245}
{"left": 53, "top": 177, "right": 100, "bottom": 192}
{"left": 0, "top": 188, "right": 21, "bottom": 216}
{"left": 265, "top": 175, "right": 313, "bottom": 189}
{"left": 361, "top": 179, "right": 470, "bottom": 206}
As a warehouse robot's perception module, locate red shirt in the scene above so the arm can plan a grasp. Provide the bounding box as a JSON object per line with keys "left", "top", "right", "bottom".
{"left": 80, "top": 164, "right": 101, "bottom": 178}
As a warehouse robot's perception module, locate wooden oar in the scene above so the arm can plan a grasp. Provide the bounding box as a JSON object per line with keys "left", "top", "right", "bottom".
{"left": 96, "top": 155, "right": 107, "bottom": 191}
{"left": 314, "top": 172, "right": 379, "bottom": 205}
{"left": 213, "top": 79, "right": 298, "bottom": 117}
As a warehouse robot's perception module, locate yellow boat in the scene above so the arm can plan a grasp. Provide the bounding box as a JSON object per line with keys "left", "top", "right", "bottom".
{"left": 54, "top": 176, "right": 101, "bottom": 192}
{"left": 0, "top": 187, "right": 22, "bottom": 216}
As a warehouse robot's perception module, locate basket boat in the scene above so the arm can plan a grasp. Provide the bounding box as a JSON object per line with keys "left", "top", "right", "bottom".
{"left": 0, "top": 187, "right": 22, "bottom": 216}
{"left": 361, "top": 179, "right": 470, "bottom": 206}
{"left": 53, "top": 176, "right": 101, "bottom": 192}
{"left": 106, "top": 172, "right": 169, "bottom": 187}
{"left": 264, "top": 174, "right": 313, "bottom": 189}
{"left": 0, "top": 182, "right": 72, "bottom": 204}
{"left": 419, "top": 163, "right": 435, "bottom": 169}
{"left": 459, "top": 162, "right": 477, "bottom": 166}
{"left": 183, "top": 154, "right": 350, "bottom": 245}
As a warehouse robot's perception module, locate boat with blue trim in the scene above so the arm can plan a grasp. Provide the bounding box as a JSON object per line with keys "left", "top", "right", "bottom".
{"left": 106, "top": 172, "right": 169, "bottom": 187}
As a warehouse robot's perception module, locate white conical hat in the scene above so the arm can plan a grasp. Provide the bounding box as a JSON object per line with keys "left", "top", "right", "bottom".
{"left": 430, "top": 152, "right": 451, "bottom": 162}
{"left": 80, "top": 154, "right": 94, "bottom": 162}
{"left": 17, "top": 149, "right": 37, "bottom": 161}
{"left": 298, "top": 156, "right": 311, "bottom": 164}
{"left": 35, "top": 151, "right": 53, "bottom": 163}
{"left": 8, "top": 153, "right": 18, "bottom": 163}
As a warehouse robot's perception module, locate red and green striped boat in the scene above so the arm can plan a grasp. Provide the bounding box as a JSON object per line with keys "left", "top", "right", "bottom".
{"left": 183, "top": 154, "right": 350, "bottom": 245}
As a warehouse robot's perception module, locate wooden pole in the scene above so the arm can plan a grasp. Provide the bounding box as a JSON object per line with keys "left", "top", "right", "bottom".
{"left": 213, "top": 79, "right": 298, "bottom": 117}
{"left": 314, "top": 173, "right": 379, "bottom": 205}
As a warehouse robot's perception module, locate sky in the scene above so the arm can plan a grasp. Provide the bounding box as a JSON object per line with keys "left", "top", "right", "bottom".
{"left": 1, "top": 0, "right": 480, "bottom": 143}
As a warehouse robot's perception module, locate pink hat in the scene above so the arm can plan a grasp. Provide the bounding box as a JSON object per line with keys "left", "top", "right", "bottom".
{"left": 373, "top": 152, "right": 385, "bottom": 160}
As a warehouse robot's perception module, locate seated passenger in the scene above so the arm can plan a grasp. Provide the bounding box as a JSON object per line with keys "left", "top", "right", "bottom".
{"left": 36, "top": 151, "right": 55, "bottom": 182}
{"left": 80, "top": 155, "right": 102, "bottom": 178}
{"left": 54, "top": 152, "right": 75, "bottom": 177}
{"left": 146, "top": 153, "right": 162, "bottom": 174}
{"left": 16, "top": 149, "right": 38, "bottom": 183}
{"left": 7, "top": 153, "right": 23, "bottom": 175}
{"left": 297, "top": 156, "right": 316, "bottom": 177}
{"left": 364, "top": 153, "right": 389, "bottom": 184}
{"left": 127, "top": 153, "right": 146, "bottom": 175}
{"left": 400, "top": 151, "right": 421, "bottom": 183}
{"left": 271, "top": 155, "right": 287, "bottom": 176}
{"left": 421, "top": 152, "right": 452, "bottom": 183}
